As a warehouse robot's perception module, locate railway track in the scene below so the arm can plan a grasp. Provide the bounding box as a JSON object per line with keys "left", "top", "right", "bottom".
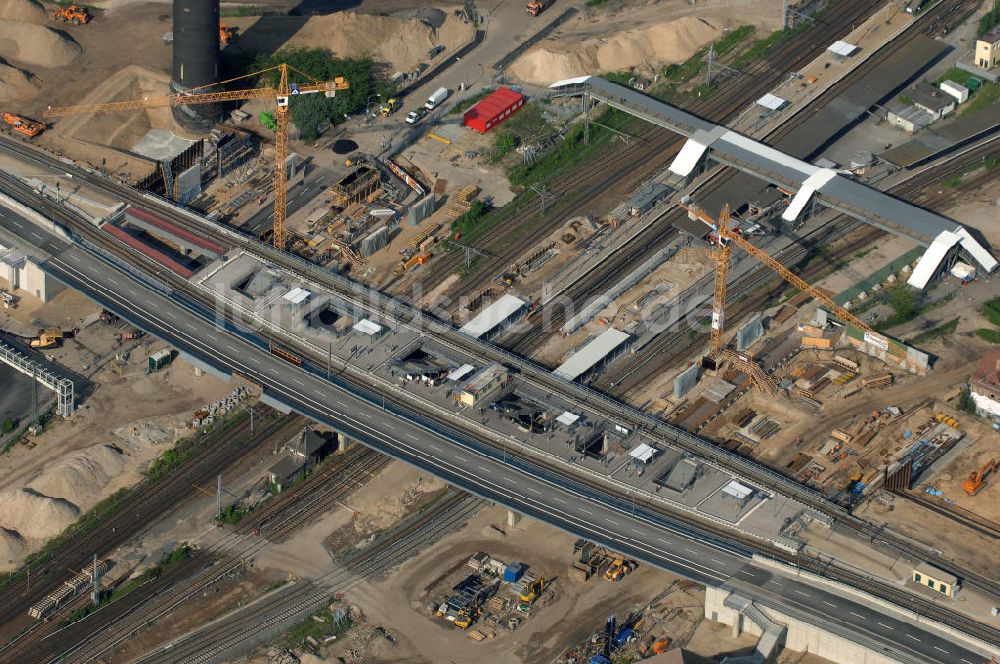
{"left": 501, "top": 0, "right": 983, "bottom": 358}
{"left": 410, "top": 0, "right": 886, "bottom": 304}
{"left": 2, "top": 173, "right": 999, "bottom": 651}
{"left": 0, "top": 410, "right": 301, "bottom": 646}
{"left": 111, "top": 493, "right": 483, "bottom": 664}
{"left": 34, "top": 446, "right": 394, "bottom": 664}
{"left": 599, "top": 135, "right": 1000, "bottom": 396}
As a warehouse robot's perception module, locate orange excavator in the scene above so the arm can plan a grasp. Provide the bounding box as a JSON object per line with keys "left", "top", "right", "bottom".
{"left": 219, "top": 23, "right": 235, "bottom": 46}
{"left": 52, "top": 4, "right": 90, "bottom": 24}
{"left": 963, "top": 458, "right": 996, "bottom": 496}
{"left": 3, "top": 113, "right": 45, "bottom": 138}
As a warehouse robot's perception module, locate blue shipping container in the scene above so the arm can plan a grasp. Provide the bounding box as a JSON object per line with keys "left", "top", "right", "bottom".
{"left": 503, "top": 563, "right": 526, "bottom": 583}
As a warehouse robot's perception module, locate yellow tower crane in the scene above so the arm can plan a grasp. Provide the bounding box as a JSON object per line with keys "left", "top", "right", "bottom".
{"left": 680, "top": 201, "right": 890, "bottom": 361}
{"left": 43, "top": 64, "right": 349, "bottom": 250}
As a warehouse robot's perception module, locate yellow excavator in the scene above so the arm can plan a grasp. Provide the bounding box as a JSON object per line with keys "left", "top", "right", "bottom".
{"left": 30, "top": 328, "right": 63, "bottom": 349}
{"left": 519, "top": 577, "right": 546, "bottom": 604}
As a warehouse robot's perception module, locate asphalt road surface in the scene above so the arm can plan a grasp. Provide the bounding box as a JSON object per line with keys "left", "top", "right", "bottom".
{"left": 0, "top": 207, "right": 982, "bottom": 664}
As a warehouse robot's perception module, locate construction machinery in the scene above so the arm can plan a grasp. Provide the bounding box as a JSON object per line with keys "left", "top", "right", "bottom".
{"left": 605, "top": 558, "right": 633, "bottom": 582}
{"left": 963, "top": 458, "right": 996, "bottom": 496}
{"left": 519, "top": 577, "right": 546, "bottom": 604}
{"left": 219, "top": 23, "right": 235, "bottom": 46}
{"left": 30, "top": 328, "right": 63, "bottom": 349}
{"left": 681, "top": 200, "right": 891, "bottom": 366}
{"left": 43, "top": 64, "right": 349, "bottom": 250}
{"left": 3, "top": 113, "right": 45, "bottom": 138}
{"left": 379, "top": 98, "right": 400, "bottom": 116}
{"left": 52, "top": 4, "right": 90, "bottom": 24}
{"left": 526, "top": 0, "right": 550, "bottom": 15}
{"left": 453, "top": 599, "right": 481, "bottom": 629}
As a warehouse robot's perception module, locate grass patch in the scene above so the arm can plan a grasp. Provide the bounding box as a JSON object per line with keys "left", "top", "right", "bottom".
{"left": 979, "top": 0, "right": 1000, "bottom": 37}
{"left": 976, "top": 328, "right": 1000, "bottom": 343}
{"left": 448, "top": 90, "right": 491, "bottom": 116}
{"left": 909, "top": 318, "right": 959, "bottom": 345}
{"left": 963, "top": 81, "right": 1000, "bottom": 114}
{"left": 942, "top": 175, "right": 963, "bottom": 188}
{"left": 982, "top": 297, "right": 1000, "bottom": 326}
{"left": 715, "top": 25, "right": 757, "bottom": 57}
{"left": 285, "top": 606, "right": 352, "bottom": 647}
{"left": 937, "top": 67, "right": 974, "bottom": 86}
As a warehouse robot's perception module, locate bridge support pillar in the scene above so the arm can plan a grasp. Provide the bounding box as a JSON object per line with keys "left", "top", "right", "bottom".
{"left": 336, "top": 432, "right": 354, "bottom": 453}
{"left": 507, "top": 509, "right": 521, "bottom": 527}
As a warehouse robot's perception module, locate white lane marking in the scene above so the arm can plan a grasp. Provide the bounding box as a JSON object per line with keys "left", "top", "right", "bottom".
{"left": 684, "top": 548, "right": 697, "bottom": 554}
{"left": 905, "top": 634, "right": 920, "bottom": 642}
{"left": 406, "top": 433, "right": 418, "bottom": 441}
{"left": 738, "top": 570, "right": 756, "bottom": 577}
{"left": 631, "top": 528, "right": 645, "bottom": 536}
{"left": 384, "top": 423, "right": 394, "bottom": 431}
{"left": 69, "top": 254, "right": 81, "bottom": 263}
{"left": 579, "top": 508, "right": 594, "bottom": 516}
{"left": 184, "top": 323, "right": 196, "bottom": 331}
{"left": 313, "top": 389, "right": 324, "bottom": 397}
{"left": 849, "top": 611, "right": 864, "bottom": 619}
{"left": 962, "top": 659, "right": 975, "bottom": 664}
{"left": 226, "top": 344, "right": 239, "bottom": 352}
{"left": 477, "top": 465, "right": 491, "bottom": 473}
{"left": 822, "top": 600, "right": 836, "bottom": 608}
{"left": 337, "top": 401, "right": 348, "bottom": 408}
{"left": 10, "top": 220, "right": 22, "bottom": 228}
{"left": 524, "top": 486, "right": 541, "bottom": 495}
{"left": 429, "top": 444, "right": 443, "bottom": 452}
{"left": 793, "top": 590, "right": 810, "bottom": 597}
{"left": 766, "top": 580, "right": 782, "bottom": 587}
{"left": 711, "top": 559, "right": 725, "bottom": 565}
{"left": 606, "top": 518, "right": 620, "bottom": 526}
{"left": 291, "top": 378, "right": 304, "bottom": 387}
{"left": 933, "top": 646, "right": 949, "bottom": 654}
{"left": 551, "top": 497, "right": 566, "bottom": 504}
{"left": 877, "top": 622, "right": 893, "bottom": 629}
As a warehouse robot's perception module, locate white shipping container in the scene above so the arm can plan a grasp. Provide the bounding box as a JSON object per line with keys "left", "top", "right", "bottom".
{"left": 950, "top": 261, "right": 976, "bottom": 280}
{"left": 939, "top": 80, "right": 969, "bottom": 104}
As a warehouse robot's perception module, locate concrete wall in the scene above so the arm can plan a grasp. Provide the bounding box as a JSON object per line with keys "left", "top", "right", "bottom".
{"left": 705, "top": 586, "right": 900, "bottom": 664}
{"left": 21, "top": 259, "right": 54, "bottom": 302}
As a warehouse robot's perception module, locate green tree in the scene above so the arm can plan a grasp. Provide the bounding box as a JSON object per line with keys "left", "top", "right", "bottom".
{"left": 252, "top": 48, "right": 392, "bottom": 141}
{"left": 957, "top": 386, "right": 978, "bottom": 415}
{"left": 886, "top": 287, "right": 917, "bottom": 320}
{"left": 494, "top": 132, "right": 518, "bottom": 160}
{"left": 1, "top": 418, "right": 14, "bottom": 434}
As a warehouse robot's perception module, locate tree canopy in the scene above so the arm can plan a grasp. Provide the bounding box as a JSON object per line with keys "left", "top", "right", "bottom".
{"left": 251, "top": 48, "right": 392, "bottom": 141}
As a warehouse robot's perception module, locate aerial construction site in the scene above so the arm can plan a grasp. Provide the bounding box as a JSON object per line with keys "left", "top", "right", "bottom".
{"left": 0, "top": 0, "right": 998, "bottom": 663}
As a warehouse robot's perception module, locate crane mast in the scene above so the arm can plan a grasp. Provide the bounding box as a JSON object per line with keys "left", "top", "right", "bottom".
{"left": 44, "top": 64, "right": 349, "bottom": 250}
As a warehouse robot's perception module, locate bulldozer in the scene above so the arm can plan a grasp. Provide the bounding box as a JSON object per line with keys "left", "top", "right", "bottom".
{"left": 453, "top": 600, "right": 481, "bottom": 629}
{"left": 380, "top": 98, "right": 400, "bottom": 117}
{"left": 30, "top": 328, "right": 63, "bottom": 349}
{"left": 52, "top": 4, "right": 90, "bottom": 24}
{"left": 518, "top": 577, "right": 546, "bottom": 604}
{"left": 963, "top": 458, "right": 996, "bottom": 496}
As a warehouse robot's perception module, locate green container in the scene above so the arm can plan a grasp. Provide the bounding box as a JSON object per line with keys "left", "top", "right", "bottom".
{"left": 967, "top": 77, "right": 983, "bottom": 91}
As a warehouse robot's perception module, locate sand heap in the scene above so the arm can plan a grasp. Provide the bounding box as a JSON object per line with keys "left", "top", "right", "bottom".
{"left": 0, "top": 20, "right": 81, "bottom": 68}
{"left": 28, "top": 444, "right": 127, "bottom": 508}
{"left": 0, "top": 0, "right": 47, "bottom": 24}
{"left": 509, "top": 15, "right": 723, "bottom": 85}
{"left": 0, "top": 488, "right": 80, "bottom": 540}
{"left": 283, "top": 11, "right": 474, "bottom": 74}
{"left": 0, "top": 62, "right": 38, "bottom": 101}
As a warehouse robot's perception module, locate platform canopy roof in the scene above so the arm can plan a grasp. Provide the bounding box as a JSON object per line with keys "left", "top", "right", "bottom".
{"left": 460, "top": 294, "right": 527, "bottom": 339}
{"left": 554, "top": 328, "right": 631, "bottom": 381}
{"left": 548, "top": 76, "right": 997, "bottom": 283}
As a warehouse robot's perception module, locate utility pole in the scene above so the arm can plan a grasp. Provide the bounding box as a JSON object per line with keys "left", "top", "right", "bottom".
{"left": 327, "top": 341, "right": 332, "bottom": 379}
{"left": 582, "top": 93, "right": 590, "bottom": 145}
{"left": 781, "top": 0, "right": 789, "bottom": 30}
{"left": 529, "top": 183, "right": 549, "bottom": 216}
{"left": 216, "top": 474, "right": 223, "bottom": 520}
{"left": 706, "top": 43, "right": 715, "bottom": 87}
{"left": 31, "top": 363, "right": 38, "bottom": 428}
{"left": 91, "top": 554, "right": 100, "bottom": 606}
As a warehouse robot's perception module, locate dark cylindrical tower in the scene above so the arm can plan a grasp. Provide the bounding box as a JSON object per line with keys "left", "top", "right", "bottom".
{"left": 171, "top": 0, "right": 221, "bottom": 132}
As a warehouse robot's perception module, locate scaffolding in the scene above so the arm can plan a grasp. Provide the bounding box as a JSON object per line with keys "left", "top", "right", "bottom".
{"left": 331, "top": 166, "right": 380, "bottom": 208}
{"left": 0, "top": 341, "right": 74, "bottom": 417}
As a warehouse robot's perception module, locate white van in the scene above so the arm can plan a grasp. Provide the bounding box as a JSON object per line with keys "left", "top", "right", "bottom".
{"left": 425, "top": 87, "right": 450, "bottom": 111}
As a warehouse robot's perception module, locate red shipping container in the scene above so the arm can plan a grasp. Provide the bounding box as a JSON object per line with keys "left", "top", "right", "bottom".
{"left": 463, "top": 86, "right": 525, "bottom": 133}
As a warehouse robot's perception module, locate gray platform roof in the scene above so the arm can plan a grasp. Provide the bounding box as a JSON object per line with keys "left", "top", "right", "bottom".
{"left": 549, "top": 76, "right": 997, "bottom": 277}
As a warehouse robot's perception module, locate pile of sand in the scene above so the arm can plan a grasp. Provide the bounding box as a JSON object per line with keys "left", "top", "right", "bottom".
{"left": 0, "top": 488, "right": 80, "bottom": 540}
{"left": 0, "top": 528, "right": 26, "bottom": 565}
{"left": 28, "top": 444, "right": 127, "bottom": 508}
{"left": 0, "top": 0, "right": 47, "bottom": 24}
{"left": 283, "top": 11, "right": 474, "bottom": 74}
{"left": 509, "top": 15, "right": 723, "bottom": 85}
{"left": 0, "top": 61, "right": 37, "bottom": 101}
{"left": 0, "top": 21, "right": 81, "bottom": 68}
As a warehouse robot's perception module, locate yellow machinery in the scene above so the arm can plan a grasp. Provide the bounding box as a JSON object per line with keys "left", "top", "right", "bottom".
{"left": 680, "top": 201, "right": 891, "bottom": 365}
{"left": 519, "top": 577, "right": 546, "bottom": 603}
{"left": 380, "top": 98, "right": 400, "bottom": 116}
{"left": 2, "top": 113, "right": 45, "bottom": 138}
{"left": 605, "top": 558, "right": 633, "bottom": 582}
{"left": 43, "top": 64, "right": 349, "bottom": 250}
{"left": 453, "top": 600, "right": 481, "bottom": 629}
{"left": 52, "top": 4, "right": 90, "bottom": 24}
{"left": 30, "top": 329, "right": 63, "bottom": 349}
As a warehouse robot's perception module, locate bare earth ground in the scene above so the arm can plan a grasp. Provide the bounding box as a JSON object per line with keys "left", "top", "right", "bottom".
{"left": 0, "top": 288, "right": 231, "bottom": 570}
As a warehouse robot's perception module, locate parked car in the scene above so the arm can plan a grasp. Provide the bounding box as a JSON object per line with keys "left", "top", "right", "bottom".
{"left": 405, "top": 108, "right": 427, "bottom": 124}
